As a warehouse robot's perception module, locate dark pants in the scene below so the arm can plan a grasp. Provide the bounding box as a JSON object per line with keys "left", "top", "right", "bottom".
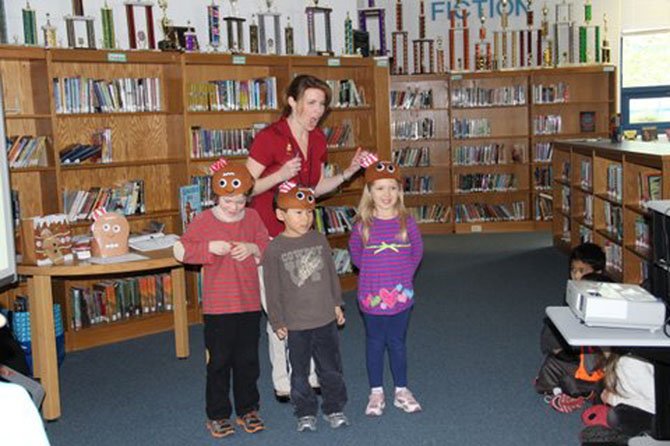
{"left": 535, "top": 354, "right": 603, "bottom": 396}
{"left": 363, "top": 309, "right": 411, "bottom": 388}
{"left": 287, "top": 321, "right": 347, "bottom": 418}
{"left": 204, "top": 311, "right": 261, "bottom": 420}
{"left": 608, "top": 403, "right": 655, "bottom": 437}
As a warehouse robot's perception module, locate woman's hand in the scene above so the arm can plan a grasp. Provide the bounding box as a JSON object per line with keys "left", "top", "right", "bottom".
{"left": 278, "top": 156, "right": 302, "bottom": 182}
{"left": 343, "top": 147, "right": 371, "bottom": 180}
{"left": 208, "top": 241, "right": 232, "bottom": 256}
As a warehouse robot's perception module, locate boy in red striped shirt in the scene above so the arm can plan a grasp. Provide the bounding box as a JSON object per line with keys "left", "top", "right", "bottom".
{"left": 174, "top": 159, "right": 269, "bottom": 438}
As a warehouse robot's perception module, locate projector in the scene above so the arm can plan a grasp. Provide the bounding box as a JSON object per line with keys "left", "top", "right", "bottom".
{"left": 566, "top": 280, "right": 667, "bottom": 332}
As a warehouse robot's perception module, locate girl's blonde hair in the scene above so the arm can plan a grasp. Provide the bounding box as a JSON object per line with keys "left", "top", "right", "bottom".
{"left": 356, "top": 179, "right": 408, "bottom": 244}
{"left": 603, "top": 352, "right": 622, "bottom": 396}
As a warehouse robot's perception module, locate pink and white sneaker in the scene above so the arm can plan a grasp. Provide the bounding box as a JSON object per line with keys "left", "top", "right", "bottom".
{"left": 365, "top": 392, "right": 386, "bottom": 416}
{"left": 393, "top": 388, "right": 422, "bottom": 413}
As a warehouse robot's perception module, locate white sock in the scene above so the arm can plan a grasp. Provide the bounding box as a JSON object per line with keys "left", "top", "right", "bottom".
{"left": 371, "top": 387, "right": 383, "bottom": 394}
{"left": 395, "top": 386, "right": 407, "bottom": 394}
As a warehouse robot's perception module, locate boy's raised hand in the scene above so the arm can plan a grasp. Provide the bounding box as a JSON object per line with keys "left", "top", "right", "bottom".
{"left": 208, "top": 240, "right": 232, "bottom": 256}
{"left": 275, "top": 327, "right": 288, "bottom": 340}
{"left": 335, "top": 306, "right": 345, "bottom": 326}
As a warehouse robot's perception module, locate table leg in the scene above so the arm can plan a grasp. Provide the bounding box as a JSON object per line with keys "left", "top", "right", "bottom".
{"left": 171, "top": 267, "right": 189, "bottom": 359}
{"left": 27, "top": 275, "right": 61, "bottom": 420}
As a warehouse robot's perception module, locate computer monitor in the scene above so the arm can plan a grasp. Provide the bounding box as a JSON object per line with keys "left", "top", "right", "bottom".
{"left": 0, "top": 82, "right": 17, "bottom": 288}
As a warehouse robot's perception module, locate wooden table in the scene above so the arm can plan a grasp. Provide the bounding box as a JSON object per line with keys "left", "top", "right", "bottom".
{"left": 18, "top": 249, "right": 189, "bottom": 421}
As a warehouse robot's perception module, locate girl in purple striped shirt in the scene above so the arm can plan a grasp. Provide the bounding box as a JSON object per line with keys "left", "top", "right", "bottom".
{"left": 348, "top": 161, "right": 424, "bottom": 417}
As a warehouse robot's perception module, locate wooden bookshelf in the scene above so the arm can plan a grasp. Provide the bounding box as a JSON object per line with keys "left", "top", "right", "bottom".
{"left": 552, "top": 139, "right": 670, "bottom": 285}
{"left": 1, "top": 48, "right": 390, "bottom": 350}
{"left": 391, "top": 65, "right": 616, "bottom": 233}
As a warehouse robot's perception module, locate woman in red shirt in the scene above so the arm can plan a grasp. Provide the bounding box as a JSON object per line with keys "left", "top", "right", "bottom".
{"left": 247, "top": 74, "right": 367, "bottom": 401}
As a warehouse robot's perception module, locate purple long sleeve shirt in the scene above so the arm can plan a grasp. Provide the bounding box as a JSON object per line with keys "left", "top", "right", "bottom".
{"left": 348, "top": 216, "right": 423, "bottom": 315}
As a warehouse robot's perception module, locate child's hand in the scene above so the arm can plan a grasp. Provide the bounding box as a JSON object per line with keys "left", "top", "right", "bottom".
{"left": 335, "top": 306, "right": 345, "bottom": 326}
{"left": 275, "top": 327, "right": 288, "bottom": 340}
{"left": 208, "top": 241, "right": 232, "bottom": 256}
{"left": 230, "top": 242, "right": 259, "bottom": 261}
{"left": 601, "top": 389, "right": 612, "bottom": 404}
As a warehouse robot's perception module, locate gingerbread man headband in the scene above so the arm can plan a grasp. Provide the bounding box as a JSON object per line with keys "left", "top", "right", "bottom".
{"left": 210, "top": 158, "right": 254, "bottom": 197}
{"left": 277, "top": 181, "right": 316, "bottom": 210}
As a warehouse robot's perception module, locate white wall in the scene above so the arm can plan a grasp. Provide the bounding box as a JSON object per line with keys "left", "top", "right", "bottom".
{"left": 2, "top": 0, "right": 358, "bottom": 55}
{"left": 620, "top": 0, "right": 670, "bottom": 31}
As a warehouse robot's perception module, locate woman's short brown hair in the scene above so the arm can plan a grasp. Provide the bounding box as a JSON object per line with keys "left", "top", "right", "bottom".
{"left": 281, "top": 74, "right": 332, "bottom": 124}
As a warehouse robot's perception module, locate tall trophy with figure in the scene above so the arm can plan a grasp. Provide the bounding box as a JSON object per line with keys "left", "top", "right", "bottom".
{"left": 258, "top": 0, "right": 282, "bottom": 55}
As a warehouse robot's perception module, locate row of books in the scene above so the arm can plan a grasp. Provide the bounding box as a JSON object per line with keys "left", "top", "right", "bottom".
{"left": 561, "top": 215, "right": 571, "bottom": 242}
{"left": 579, "top": 225, "right": 593, "bottom": 244}
{"left": 314, "top": 206, "right": 357, "bottom": 235}
{"left": 604, "top": 202, "right": 623, "bottom": 242}
{"left": 453, "top": 143, "right": 525, "bottom": 166}
{"left": 581, "top": 194, "right": 594, "bottom": 226}
{"left": 190, "top": 125, "right": 267, "bottom": 158}
{"left": 187, "top": 77, "right": 278, "bottom": 112}
{"left": 533, "top": 142, "right": 553, "bottom": 162}
{"left": 323, "top": 120, "right": 354, "bottom": 148}
{"left": 451, "top": 84, "right": 526, "bottom": 108}
{"left": 534, "top": 193, "right": 553, "bottom": 221}
{"left": 332, "top": 248, "right": 353, "bottom": 275}
{"left": 604, "top": 240, "right": 623, "bottom": 273}
{"left": 327, "top": 79, "right": 366, "bottom": 108}
{"left": 561, "top": 161, "right": 571, "bottom": 181}
{"left": 392, "top": 146, "right": 430, "bottom": 167}
{"left": 454, "top": 201, "right": 526, "bottom": 223}
{"left": 53, "top": 77, "right": 162, "bottom": 114}
{"left": 562, "top": 185, "right": 571, "bottom": 214}
{"left": 69, "top": 274, "right": 173, "bottom": 330}
{"left": 634, "top": 216, "right": 651, "bottom": 251}
{"left": 11, "top": 189, "right": 20, "bottom": 228}
{"left": 580, "top": 160, "right": 592, "bottom": 189}
{"left": 60, "top": 128, "right": 113, "bottom": 165}
{"left": 638, "top": 171, "right": 662, "bottom": 206}
{"left": 533, "top": 166, "right": 553, "bottom": 189}
{"left": 452, "top": 118, "right": 491, "bottom": 139}
{"left": 409, "top": 204, "right": 451, "bottom": 223}
{"left": 6, "top": 135, "right": 48, "bottom": 168}
{"left": 190, "top": 175, "right": 217, "bottom": 208}
{"left": 403, "top": 175, "right": 434, "bottom": 194}
{"left": 533, "top": 114, "right": 562, "bottom": 135}
{"left": 455, "top": 173, "right": 518, "bottom": 193}
{"left": 391, "top": 118, "right": 435, "bottom": 140}
{"left": 532, "top": 83, "right": 569, "bottom": 104}
{"left": 63, "top": 180, "right": 145, "bottom": 221}
{"left": 390, "top": 88, "right": 433, "bottom": 110}
{"left": 606, "top": 163, "right": 623, "bottom": 202}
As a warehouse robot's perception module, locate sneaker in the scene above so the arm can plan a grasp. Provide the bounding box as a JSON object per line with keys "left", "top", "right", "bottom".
{"left": 394, "top": 388, "right": 422, "bottom": 413}
{"left": 274, "top": 390, "right": 290, "bottom": 403}
{"left": 365, "top": 392, "right": 385, "bottom": 416}
{"left": 236, "top": 410, "right": 265, "bottom": 433}
{"left": 206, "top": 419, "right": 235, "bottom": 438}
{"left": 549, "top": 393, "right": 589, "bottom": 413}
{"left": 297, "top": 415, "right": 317, "bottom": 432}
{"left": 323, "top": 412, "right": 350, "bottom": 429}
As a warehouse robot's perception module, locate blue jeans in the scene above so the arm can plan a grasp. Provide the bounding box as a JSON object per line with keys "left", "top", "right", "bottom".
{"left": 362, "top": 309, "right": 411, "bottom": 388}
{"left": 287, "top": 321, "right": 347, "bottom": 418}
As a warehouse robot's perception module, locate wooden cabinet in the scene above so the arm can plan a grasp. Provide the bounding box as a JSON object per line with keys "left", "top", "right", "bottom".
{"left": 1, "top": 48, "right": 389, "bottom": 350}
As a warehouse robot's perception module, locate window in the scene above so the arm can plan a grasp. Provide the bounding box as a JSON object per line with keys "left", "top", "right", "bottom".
{"left": 621, "top": 30, "right": 670, "bottom": 131}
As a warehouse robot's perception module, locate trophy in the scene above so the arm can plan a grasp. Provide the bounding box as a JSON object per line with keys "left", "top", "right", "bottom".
{"left": 436, "top": 36, "right": 446, "bottom": 73}
{"left": 22, "top": 2, "right": 37, "bottom": 45}
{"left": 207, "top": 1, "right": 221, "bottom": 51}
{"left": 539, "top": 4, "right": 549, "bottom": 66}
{"left": 42, "top": 13, "right": 57, "bottom": 48}
{"left": 0, "top": 0, "right": 6, "bottom": 44}
{"left": 249, "top": 15, "right": 259, "bottom": 53}
{"left": 525, "top": 0, "right": 534, "bottom": 67}
{"left": 257, "top": 0, "right": 282, "bottom": 55}
{"left": 344, "top": 12, "right": 354, "bottom": 55}
{"left": 101, "top": 1, "right": 116, "bottom": 49}
{"left": 554, "top": 0, "right": 575, "bottom": 66}
{"left": 64, "top": 0, "right": 96, "bottom": 49}
{"left": 601, "top": 13, "right": 611, "bottom": 63}
{"left": 391, "top": 0, "right": 408, "bottom": 74}
{"left": 497, "top": 0, "right": 509, "bottom": 69}
{"left": 358, "top": 0, "right": 386, "bottom": 56}
{"left": 223, "top": 0, "right": 245, "bottom": 53}
{"left": 305, "top": 0, "right": 334, "bottom": 56}
{"left": 448, "top": 0, "right": 469, "bottom": 71}
{"left": 284, "top": 16, "right": 294, "bottom": 55}
{"left": 184, "top": 20, "right": 198, "bottom": 51}
{"left": 475, "top": 15, "right": 491, "bottom": 71}
{"left": 578, "top": 0, "right": 600, "bottom": 64}
{"left": 156, "top": 0, "right": 178, "bottom": 50}
{"left": 412, "top": 0, "right": 434, "bottom": 74}
{"left": 125, "top": 1, "right": 157, "bottom": 50}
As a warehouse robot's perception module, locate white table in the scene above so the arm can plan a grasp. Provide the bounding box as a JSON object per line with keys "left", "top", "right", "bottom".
{"left": 546, "top": 307, "right": 670, "bottom": 446}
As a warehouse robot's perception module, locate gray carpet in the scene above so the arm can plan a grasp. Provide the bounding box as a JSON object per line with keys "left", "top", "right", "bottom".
{"left": 45, "top": 232, "right": 583, "bottom": 445}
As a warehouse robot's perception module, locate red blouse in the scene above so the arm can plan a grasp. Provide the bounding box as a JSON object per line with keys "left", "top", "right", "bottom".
{"left": 248, "top": 118, "right": 327, "bottom": 236}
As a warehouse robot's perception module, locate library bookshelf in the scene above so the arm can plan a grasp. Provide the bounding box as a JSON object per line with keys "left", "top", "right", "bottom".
{"left": 552, "top": 139, "right": 670, "bottom": 286}
{"left": 1, "top": 47, "right": 390, "bottom": 350}
{"left": 390, "top": 65, "right": 616, "bottom": 234}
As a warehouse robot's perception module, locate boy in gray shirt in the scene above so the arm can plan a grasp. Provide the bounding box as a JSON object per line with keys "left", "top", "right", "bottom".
{"left": 262, "top": 183, "right": 348, "bottom": 432}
